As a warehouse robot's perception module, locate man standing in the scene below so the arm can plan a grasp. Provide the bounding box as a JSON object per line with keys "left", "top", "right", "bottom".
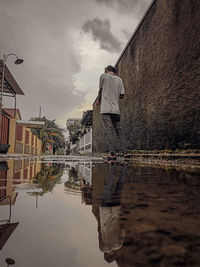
{"left": 97, "top": 65, "right": 127, "bottom": 159}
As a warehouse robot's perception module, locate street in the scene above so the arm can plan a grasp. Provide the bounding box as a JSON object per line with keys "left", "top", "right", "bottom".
{"left": 0, "top": 156, "right": 199, "bottom": 266}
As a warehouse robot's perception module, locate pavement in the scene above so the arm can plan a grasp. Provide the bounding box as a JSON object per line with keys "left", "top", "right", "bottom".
{"left": 0, "top": 153, "right": 103, "bottom": 162}
{"left": 0, "top": 152, "right": 200, "bottom": 168}
{"left": 0, "top": 153, "right": 38, "bottom": 161}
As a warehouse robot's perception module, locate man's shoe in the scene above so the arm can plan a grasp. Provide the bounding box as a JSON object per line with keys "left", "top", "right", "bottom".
{"left": 123, "top": 153, "right": 131, "bottom": 158}
{"left": 119, "top": 152, "right": 131, "bottom": 158}
{"left": 107, "top": 151, "right": 117, "bottom": 161}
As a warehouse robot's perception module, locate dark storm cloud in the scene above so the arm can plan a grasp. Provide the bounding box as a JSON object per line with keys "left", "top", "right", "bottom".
{"left": 0, "top": 0, "right": 150, "bottom": 124}
{"left": 82, "top": 18, "right": 122, "bottom": 52}
{"left": 95, "top": 0, "right": 150, "bottom": 17}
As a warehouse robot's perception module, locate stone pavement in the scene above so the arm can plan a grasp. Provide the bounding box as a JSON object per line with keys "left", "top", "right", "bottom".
{"left": 126, "top": 152, "right": 200, "bottom": 168}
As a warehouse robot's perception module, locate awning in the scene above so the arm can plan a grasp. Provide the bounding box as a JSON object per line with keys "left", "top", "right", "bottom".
{"left": 0, "top": 222, "right": 19, "bottom": 250}
{"left": 3, "top": 108, "right": 21, "bottom": 119}
{"left": 81, "top": 110, "right": 93, "bottom": 126}
{"left": 17, "top": 120, "right": 45, "bottom": 129}
{"left": 0, "top": 60, "right": 24, "bottom": 96}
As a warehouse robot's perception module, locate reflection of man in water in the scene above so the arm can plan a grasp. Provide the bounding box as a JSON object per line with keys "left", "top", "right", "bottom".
{"left": 81, "top": 162, "right": 127, "bottom": 263}
{"left": 99, "top": 162, "right": 126, "bottom": 256}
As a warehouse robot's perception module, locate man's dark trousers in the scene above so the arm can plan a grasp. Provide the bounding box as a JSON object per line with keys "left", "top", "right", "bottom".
{"left": 102, "top": 113, "right": 125, "bottom": 153}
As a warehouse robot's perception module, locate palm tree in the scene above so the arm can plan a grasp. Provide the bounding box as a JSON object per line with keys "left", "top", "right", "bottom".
{"left": 28, "top": 163, "right": 64, "bottom": 196}
{"left": 67, "top": 121, "right": 82, "bottom": 144}
{"left": 30, "top": 117, "right": 65, "bottom": 153}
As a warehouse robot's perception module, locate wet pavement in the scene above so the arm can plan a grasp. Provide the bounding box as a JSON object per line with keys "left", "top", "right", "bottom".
{"left": 0, "top": 156, "right": 200, "bottom": 267}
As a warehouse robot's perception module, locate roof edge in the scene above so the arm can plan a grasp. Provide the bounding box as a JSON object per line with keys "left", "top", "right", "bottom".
{"left": 115, "top": 0, "right": 156, "bottom": 67}
{"left": 0, "top": 60, "right": 24, "bottom": 95}
{"left": 92, "top": 0, "right": 156, "bottom": 106}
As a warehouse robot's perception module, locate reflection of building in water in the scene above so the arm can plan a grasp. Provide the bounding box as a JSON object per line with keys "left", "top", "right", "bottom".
{"left": 82, "top": 163, "right": 200, "bottom": 267}
{"left": 78, "top": 163, "right": 92, "bottom": 185}
{"left": 0, "top": 174, "right": 19, "bottom": 252}
{"left": 65, "top": 165, "right": 82, "bottom": 194}
{"left": 0, "top": 161, "right": 17, "bottom": 205}
{"left": 0, "top": 161, "right": 22, "bottom": 252}
{"left": 12, "top": 159, "right": 41, "bottom": 184}
{"left": 0, "top": 162, "right": 10, "bottom": 201}
{"left": 0, "top": 222, "right": 19, "bottom": 250}
{"left": 0, "top": 160, "right": 41, "bottom": 205}
{"left": 64, "top": 163, "right": 93, "bottom": 195}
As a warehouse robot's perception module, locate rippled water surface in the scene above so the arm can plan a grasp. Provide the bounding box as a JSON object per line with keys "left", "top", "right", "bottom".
{"left": 0, "top": 158, "right": 200, "bottom": 267}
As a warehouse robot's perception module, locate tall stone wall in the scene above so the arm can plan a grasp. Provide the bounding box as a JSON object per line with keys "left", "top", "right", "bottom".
{"left": 93, "top": 0, "right": 200, "bottom": 152}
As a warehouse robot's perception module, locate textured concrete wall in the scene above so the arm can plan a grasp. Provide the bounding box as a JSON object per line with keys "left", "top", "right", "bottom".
{"left": 93, "top": 0, "right": 200, "bottom": 152}
{"left": 93, "top": 103, "right": 106, "bottom": 152}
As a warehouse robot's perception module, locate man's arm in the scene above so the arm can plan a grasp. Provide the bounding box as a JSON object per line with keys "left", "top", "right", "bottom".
{"left": 97, "top": 74, "right": 104, "bottom": 105}
{"left": 119, "top": 79, "right": 125, "bottom": 99}
{"left": 96, "top": 88, "right": 102, "bottom": 105}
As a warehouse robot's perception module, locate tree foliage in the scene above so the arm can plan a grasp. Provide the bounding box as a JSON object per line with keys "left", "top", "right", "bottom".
{"left": 29, "top": 163, "right": 64, "bottom": 196}
{"left": 30, "top": 116, "right": 65, "bottom": 152}
{"left": 67, "top": 121, "right": 82, "bottom": 144}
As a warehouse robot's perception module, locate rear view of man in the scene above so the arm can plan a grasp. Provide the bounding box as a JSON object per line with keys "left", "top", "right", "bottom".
{"left": 97, "top": 65, "right": 127, "bottom": 159}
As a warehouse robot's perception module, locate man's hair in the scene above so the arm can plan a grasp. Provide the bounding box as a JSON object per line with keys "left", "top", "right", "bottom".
{"left": 105, "top": 65, "right": 116, "bottom": 74}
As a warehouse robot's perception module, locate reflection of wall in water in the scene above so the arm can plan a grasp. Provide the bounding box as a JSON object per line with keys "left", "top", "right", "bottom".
{"left": 0, "top": 164, "right": 7, "bottom": 200}
{"left": 89, "top": 164, "right": 200, "bottom": 267}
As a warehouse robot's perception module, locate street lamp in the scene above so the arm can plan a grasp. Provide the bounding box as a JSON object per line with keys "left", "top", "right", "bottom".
{"left": 5, "top": 258, "right": 15, "bottom": 266}
{"left": 0, "top": 53, "right": 23, "bottom": 147}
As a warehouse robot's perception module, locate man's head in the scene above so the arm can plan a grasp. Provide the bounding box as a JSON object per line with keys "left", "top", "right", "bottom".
{"left": 105, "top": 65, "right": 116, "bottom": 74}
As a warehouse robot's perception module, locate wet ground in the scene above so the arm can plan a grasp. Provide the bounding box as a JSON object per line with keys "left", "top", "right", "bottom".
{"left": 0, "top": 156, "right": 200, "bottom": 267}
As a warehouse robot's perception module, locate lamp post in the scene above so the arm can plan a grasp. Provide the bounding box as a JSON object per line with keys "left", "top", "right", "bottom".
{"left": 0, "top": 53, "right": 23, "bottom": 146}
{"left": 5, "top": 258, "right": 15, "bottom": 266}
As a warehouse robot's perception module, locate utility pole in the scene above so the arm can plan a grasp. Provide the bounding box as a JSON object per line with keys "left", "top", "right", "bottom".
{"left": 39, "top": 106, "right": 41, "bottom": 118}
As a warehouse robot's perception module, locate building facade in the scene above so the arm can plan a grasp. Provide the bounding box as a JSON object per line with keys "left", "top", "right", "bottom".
{"left": 78, "top": 110, "right": 93, "bottom": 154}
{"left": 1, "top": 109, "right": 42, "bottom": 155}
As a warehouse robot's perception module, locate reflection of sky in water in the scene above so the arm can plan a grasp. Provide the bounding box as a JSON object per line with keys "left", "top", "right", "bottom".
{"left": 1, "top": 190, "right": 108, "bottom": 267}
{"left": 0, "top": 160, "right": 116, "bottom": 267}
{"left": 0, "top": 159, "right": 200, "bottom": 267}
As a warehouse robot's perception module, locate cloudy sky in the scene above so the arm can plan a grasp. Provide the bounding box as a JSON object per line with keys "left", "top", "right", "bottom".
{"left": 0, "top": 0, "right": 151, "bottom": 127}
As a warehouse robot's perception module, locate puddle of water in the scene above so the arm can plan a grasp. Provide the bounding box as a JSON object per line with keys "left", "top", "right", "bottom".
{"left": 0, "top": 158, "right": 200, "bottom": 267}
